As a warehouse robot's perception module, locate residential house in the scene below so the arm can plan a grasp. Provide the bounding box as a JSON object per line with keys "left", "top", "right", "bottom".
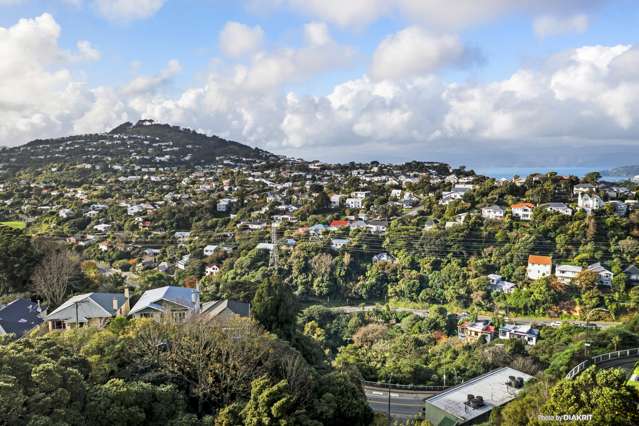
{"left": 0, "top": 299, "right": 43, "bottom": 337}
{"left": 176, "top": 254, "right": 190, "bottom": 270}
{"left": 588, "top": 262, "right": 613, "bottom": 287}
{"left": 203, "top": 244, "right": 218, "bottom": 256}
{"left": 205, "top": 264, "right": 221, "bottom": 276}
{"left": 345, "top": 197, "right": 363, "bottom": 209}
{"left": 440, "top": 187, "right": 470, "bottom": 205}
{"left": 128, "top": 286, "right": 199, "bottom": 322}
{"left": 511, "top": 202, "right": 535, "bottom": 221}
{"left": 217, "top": 198, "right": 235, "bottom": 212}
{"left": 424, "top": 367, "right": 533, "bottom": 426}
{"left": 481, "top": 205, "right": 505, "bottom": 220}
{"left": 498, "top": 324, "right": 539, "bottom": 346}
{"left": 578, "top": 192, "right": 604, "bottom": 213}
{"left": 309, "top": 224, "right": 327, "bottom": 236}
{"left": 47, "top": 292, "right": 128, "bottom": 330}
{"left": 331, "top": 238, "right": 350, "bottom": 250}
{"left": 256, "top": 243, "right": 275, "bottom": 251}
{"left": 487, "top": 275, "right": 516, "bottom": 294}
{"left": 527, "top": 255, "right": 552, "bottom": 280}
{"left": 607, "top": 200, "right": 628, "bottom": 217}
{"left": 174, "top": 231, "right": 191, "bottom": 242}
{"left": 351, "top": 191, "right": 370, "bottom": 199}
{"left": 330, "top": 194, "right": 343, "bottom": 208}
{"left": 329, "top": 219, "right": 349, "bottom": 230}
{"left": 555, "top": 264, "right": 583, "bottom": 284}
{"left": 542, "top": 202, "right": 573, "bottom": 216}
{"left": 200, "top": 300, "right": 250, "bottom": 321}
{"left": 372, "top": 252, "right": 396, "bottom": 263}
{"left": 58, "top": 208, "right": 75, "bottom": 219}
{"left": 423, "top": 219, "right": 437, "bottom": 231}
{"left": 574, "top": 183, "right": 596, "bottom": 195}
{"left": 458, "top": 320, "right": 496, "bottom": 343}
{"left": 625, "top": 265, "right": 639, "bottom": 284}
{"left": 367, "top": 220, "right": 388, "bottom": 234}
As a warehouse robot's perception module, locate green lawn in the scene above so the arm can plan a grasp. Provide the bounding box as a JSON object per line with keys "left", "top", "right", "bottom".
{"left": 0, "top": 221, "right": 26, "bottom": 230}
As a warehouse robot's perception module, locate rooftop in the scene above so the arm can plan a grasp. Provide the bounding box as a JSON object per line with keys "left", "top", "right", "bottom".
{"left": 426, "top": 367, "right": 533, "bottom": 424}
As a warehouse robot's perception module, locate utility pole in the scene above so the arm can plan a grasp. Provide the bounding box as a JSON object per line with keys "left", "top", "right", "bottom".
{"left": 387, "top": 374, "right": 393, "bottom": 426}
{"left": 269, "top": 223, "right": 279, "bottom": 269}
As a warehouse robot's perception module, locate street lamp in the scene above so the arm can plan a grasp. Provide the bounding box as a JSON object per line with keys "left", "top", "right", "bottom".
{"left": 584, "top": 307, "right": 608, "bottom": 356}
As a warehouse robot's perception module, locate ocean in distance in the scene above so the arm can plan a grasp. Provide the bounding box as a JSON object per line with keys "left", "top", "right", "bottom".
{"left": 474, "top": 166, "right": 630, "bottom": 182}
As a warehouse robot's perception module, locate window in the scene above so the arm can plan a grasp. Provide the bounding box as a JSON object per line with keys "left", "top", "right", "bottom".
{"left": 50, "top": 320, "right": 65, "bottom": 330}
{"left": 172, "top": 311, "right": 187, "bottom": 322}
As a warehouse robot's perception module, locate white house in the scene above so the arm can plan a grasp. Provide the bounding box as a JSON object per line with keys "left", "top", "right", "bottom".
{"left": 481, "top": 205, "right": 505, "bottom": 220}
{"left": 578, "top": 193, "right": 604, "bottom": 213}
{"left": 527, "top": 255, "right": 552, "bottom": 280}
{"left": 345, "top": 197, "right": 363, "bottom": 209}
{"left": 574, "top": 183, "right": 596, "bottom": 195}
{"left": 498, "top": 324, "right": 539, "bottom": 346}
{"left": 555, "top": 264, "right": 583, "bottom": 284}
{"left": 331, "top": 238, "right": 350, "bottom": 250}
{"left": 217, "top": 198, "right": 234, "bottom": 212}
{"left": 372, "top": 252, "right": 395, "bottom": 263}
{"left": 511, "top": 202, "right": 535, "bottom": 221}
{"left": 588, "top": 262, "right": 613, "bottom": 287}
{"left": 205, "top": 264, "right": 220, "bottom": 276}
{"left": 543, "top": 202, "right": 573, "bottom": 216}
{"left": 58, "top": 208, "right": 75, "bottom": 219}
{"left": 203, "top": 245, "right": 218, "bottom": 256}
{"left": 330, "top": 194, "right": 344, "bottom": 208}
{"left": 351, "top": 191, "right": 370, "bottom": 199}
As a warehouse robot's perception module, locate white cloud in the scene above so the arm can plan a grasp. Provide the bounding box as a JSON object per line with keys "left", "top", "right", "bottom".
{"left": 0, "top": 13, "right": 95, "bottom": 144}
{"left": 246, "top": 0, "right": 604, "bottom": 31}
{"left": 533, "top": 14, "right": 589, "bottom": 38}
{"left": 371, "top": 27, "right": 469, "bottom": 81}
{"left": 76, "top": 40, "right": 101, "bottom": 61}
{"left": 287, "top": 0, "right": 390, "bottom": 28}
{"left": 3, "top": 14, "right": 639, "bottom": 166}
{"left": 231, "top": 25, "right": 354, "bottom": 91}
{"left": 304, "top": 22, "right": 331, "bottom": 46}
{"left": 219, "top": 21, "right": 264, "bottom": 58}
{"left": 94, "top": 0, "right": 166, "bottom": 22}
{"left": 122, "top": 59, "right": 181, "bottom": 96}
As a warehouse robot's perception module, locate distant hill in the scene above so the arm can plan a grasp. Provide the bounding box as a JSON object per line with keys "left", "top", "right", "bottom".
{"left": 0, "top": 120, "right": 275, "bottom": 172}
{"left": 600, "top": 165, "right": 639, "bottom": 177}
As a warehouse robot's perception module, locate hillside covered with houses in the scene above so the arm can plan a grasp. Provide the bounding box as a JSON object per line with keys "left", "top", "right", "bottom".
{"left": 2, "top": 123, "right": 639, "bottom": 424}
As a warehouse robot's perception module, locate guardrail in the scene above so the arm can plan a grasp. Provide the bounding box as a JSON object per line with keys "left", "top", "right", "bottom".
{"left": 361, "top": 380, "right": 450, "bottom": 392}
{"left": 565, "top": 347, "right": 639, "bottom": 379}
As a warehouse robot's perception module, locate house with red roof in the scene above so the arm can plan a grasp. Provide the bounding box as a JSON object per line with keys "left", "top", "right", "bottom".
{"left": 329, "top": 220, "right": 349, "bottom": 230}
{"left": 527, "top": 255, "right": 552, "bottom": 280}
{"left": 458, "top": 320, "right": 496, "bottom": 343}
{"left": 511, "top": 202, "right": 535, "bottom": 221}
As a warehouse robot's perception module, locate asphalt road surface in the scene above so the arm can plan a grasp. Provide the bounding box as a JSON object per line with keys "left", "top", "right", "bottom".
{"left": 333, "top": 305, "right": 620, "bottom": 329}
{"left": 363, "top": 385, "right": 441, "bottom": 419}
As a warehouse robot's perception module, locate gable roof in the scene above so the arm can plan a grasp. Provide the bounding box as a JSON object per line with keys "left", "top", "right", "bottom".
{"left": 47, "top": 293, "right": 125, "bottom": 322}
{"left": 201, "top": 300, "right": 250, "bottom": 318}
{"left": 128, "top": 286, "right": 197, "bottom": 316}
{"left": 0, "top": 299, "right": 43, "bottom": 337}
{"left": 528, "top": 255, "right": 552, "bottom": 265}
{"left": 511, "top": 202, "right": 535, "bottom": 209}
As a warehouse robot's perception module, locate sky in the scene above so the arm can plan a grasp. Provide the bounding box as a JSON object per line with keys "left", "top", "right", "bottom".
{"left": 2, "top": 0, "right": 639, "bottom": 168}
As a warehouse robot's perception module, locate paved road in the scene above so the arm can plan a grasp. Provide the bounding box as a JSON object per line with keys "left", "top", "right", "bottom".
{"left": 333, "top": 305, "right": 620, "bottom": 329}
{"left": 363, "top": 385, "right": 439, "bottom": 419}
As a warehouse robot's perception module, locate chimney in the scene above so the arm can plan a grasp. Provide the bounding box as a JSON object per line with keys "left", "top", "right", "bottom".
{"left": 112, "top": 298, "right": 119, "bottom": 311}
{"left": 192, "top": 284, "right": 201, "bottom": 314}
